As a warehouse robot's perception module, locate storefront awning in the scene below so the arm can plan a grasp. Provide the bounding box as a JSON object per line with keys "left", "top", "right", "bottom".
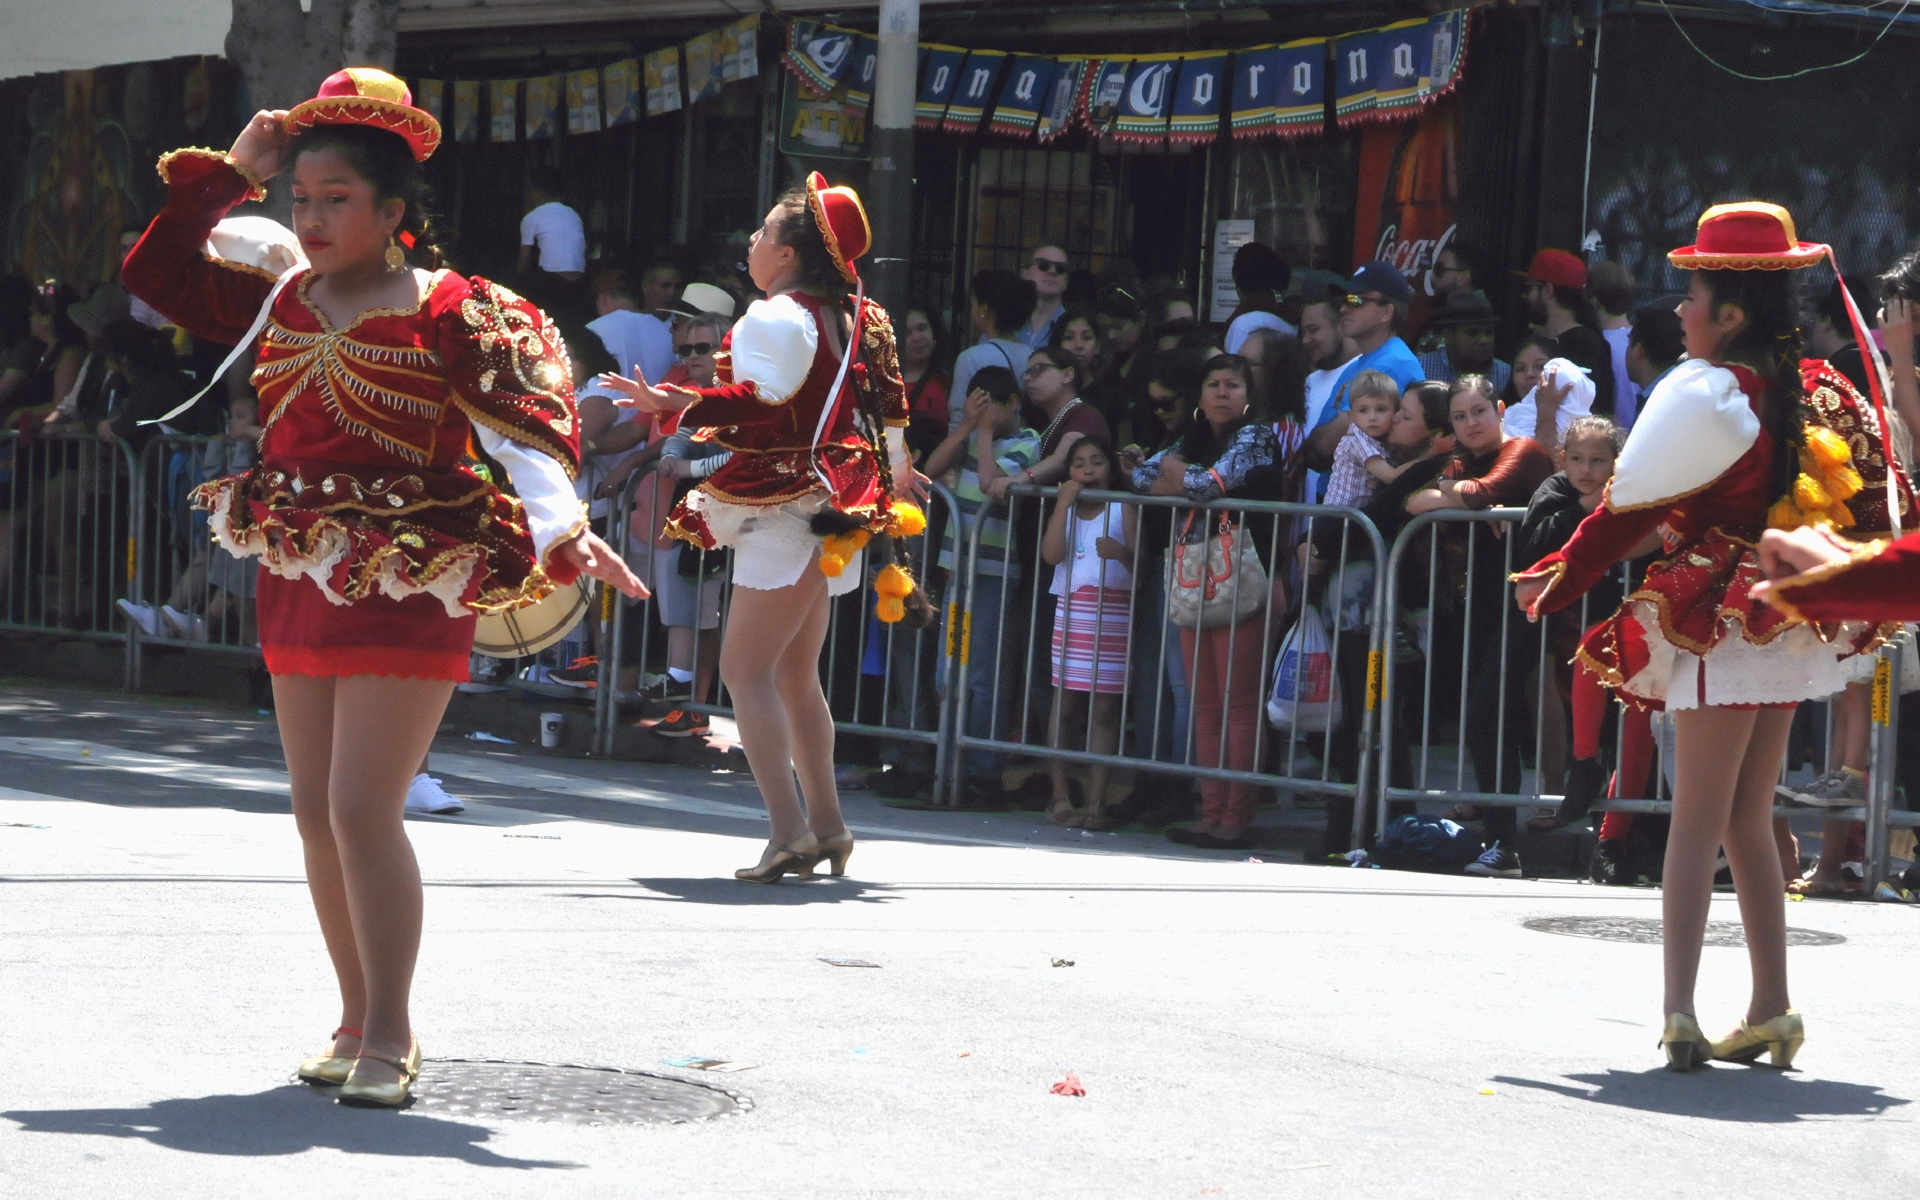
{"left": 1, "top": 0, "right": 227, "bottom": 82}
{"left": 398, "top": 0, "right": 972, "bottom": 33}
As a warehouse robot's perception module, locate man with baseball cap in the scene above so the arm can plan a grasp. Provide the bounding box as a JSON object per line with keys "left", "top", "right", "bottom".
{"left": 1304, "top": 260, "right": 1425, "bottom": 500}
{"left": 1516, "top": 248, "right": 1614, "bottom": 409}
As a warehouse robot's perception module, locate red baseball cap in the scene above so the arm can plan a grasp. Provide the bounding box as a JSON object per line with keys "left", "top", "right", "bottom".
{"left": 1516, "top": 248, "right": 1587, "bottom": 290}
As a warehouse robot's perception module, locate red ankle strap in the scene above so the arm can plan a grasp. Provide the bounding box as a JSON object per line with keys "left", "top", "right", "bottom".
{"left": 333, "top": 1026, "right": 363, "bottom": 1038}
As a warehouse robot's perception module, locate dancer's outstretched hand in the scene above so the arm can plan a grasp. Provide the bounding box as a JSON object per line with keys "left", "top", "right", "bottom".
{"left": 597, "top": 371, "right": 690, "bottom": 414}
{"left": 896, "top": 466, "right": 931, "bottom": 503}
{"left": 1751, "top": 525, "right": 1854, "bottom": 604}
{"left": 554, "top": 530, "right": 649, "bottom": 598}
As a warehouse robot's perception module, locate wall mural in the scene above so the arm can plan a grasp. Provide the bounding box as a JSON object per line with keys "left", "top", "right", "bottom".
{"left": 1, "top": 58, "right": 244, "bottom": 291}
{"left": 1585, "top": 18, "right": 1920, "bottom": 301}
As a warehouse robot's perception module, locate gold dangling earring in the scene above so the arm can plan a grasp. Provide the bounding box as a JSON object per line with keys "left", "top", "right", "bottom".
{"left": 384, "top": 235, "right": 407, "bottom": 272}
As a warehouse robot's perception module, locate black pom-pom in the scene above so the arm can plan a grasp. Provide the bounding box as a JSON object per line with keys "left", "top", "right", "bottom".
{"left": 809, "top": 507, "right": 867, "bottom": 537}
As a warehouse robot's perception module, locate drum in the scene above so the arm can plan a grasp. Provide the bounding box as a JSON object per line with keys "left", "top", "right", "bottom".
{"left": 472, "top": 579, "right": 593, "bottom": 658}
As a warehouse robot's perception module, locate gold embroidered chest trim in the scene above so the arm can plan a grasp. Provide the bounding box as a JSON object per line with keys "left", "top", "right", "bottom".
{"left": 254, "top": 322, "right": 446, "bottom": 463}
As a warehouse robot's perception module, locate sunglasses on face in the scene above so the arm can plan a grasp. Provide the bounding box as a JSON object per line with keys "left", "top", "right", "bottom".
{"left": 675, "top": 342, "right": 717, "bottom": 356}
{"left": 1030, "top": 259, "right": 1068, "bottom": 275}
{"left": 1343, "top": 293, "right": 1386, "bottom": 309}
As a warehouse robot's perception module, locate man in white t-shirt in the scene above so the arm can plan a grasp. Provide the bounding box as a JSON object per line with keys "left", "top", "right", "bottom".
{"left": 588, "top": 270, "right": 675, "bottom": 386}
{"left": 1296, "top": 291, "right": 1359, "bottom": 506}
{"left": 517, "top": 171, "right": 586, "bottom": 281}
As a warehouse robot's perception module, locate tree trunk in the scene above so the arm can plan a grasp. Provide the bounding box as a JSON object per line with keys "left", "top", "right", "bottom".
{"left": 224, "top": 0, "right": 400, "bottom": 214}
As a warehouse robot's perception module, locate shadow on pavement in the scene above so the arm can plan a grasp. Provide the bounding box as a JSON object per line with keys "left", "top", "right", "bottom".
{"left": 593, "top": 876, "right": 903, "bottom": 905}
{"left": 1493, "top": 1068, "right": 1911, "bottom": 1122}
{"left": 3, "top": 1086, "right": 578, "bottom": 1167}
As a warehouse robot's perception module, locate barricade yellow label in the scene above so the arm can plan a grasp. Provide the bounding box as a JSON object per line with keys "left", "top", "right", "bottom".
{"left": 1365, "top": 649, "right": 1383, "bottom": 711}
{"left": 946, "top": 604, "right": 961, "bottom": 660}
{"left": 1874, "top": 656, "right": 1892, "bottom": 726}
{"left": 600, "top": 580, "right": 614, "bottom": 622}
{"left": 126, "top": 536, "right": 137, "bottom": 583}
{"left": 959, "top": 611, "right": 972, "bottom": 665}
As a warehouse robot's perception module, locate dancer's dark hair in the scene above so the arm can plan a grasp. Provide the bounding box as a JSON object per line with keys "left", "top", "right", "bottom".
{"left": 1696, "top": 268, "right": 1806, "bottom": 503}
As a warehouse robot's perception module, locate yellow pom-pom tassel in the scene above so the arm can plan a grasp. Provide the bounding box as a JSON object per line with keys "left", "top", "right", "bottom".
{"left": 818, "top": 553, "right": 847, "bottom": 578}
{"left": 888, "top": 501, "right": 927, "bottom": 538}
{"left": 1794, "top": 473, "right": 1832, "bottom": 512}
{"left": 845, "top": 528, "right": 872, "bottom": 552}
{"left": 874, "top": 562, "right": 915, "bottom": 598}
{"left": 1824, "top": 464, "right": 1863, "bottom": 502}
{"left": 876, "top": 595, "right": 906, "bottom": 623}
{"left": 1826, "top": 504, "right": 1857, "bottom": 529}
{"left": 1767, "top": 496, "right": 1804, "bottom": 530}
{"left": 1805, "top": 426, "right": 1851, "bottom": 469}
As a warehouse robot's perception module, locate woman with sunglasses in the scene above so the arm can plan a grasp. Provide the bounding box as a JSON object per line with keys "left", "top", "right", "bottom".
{"left": 984, "top": 345, "right": 1109, "bottom": 502}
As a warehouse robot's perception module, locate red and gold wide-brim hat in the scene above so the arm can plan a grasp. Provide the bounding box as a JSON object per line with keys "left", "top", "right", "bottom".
{"left": 286, "top": 68, "right": 442, "bottom": 162}
{"left": 1668, "top": 202, "right": 1825, "bottom": 271}
{"left": 805, "top": 171, "right": 872, "bottom": 285}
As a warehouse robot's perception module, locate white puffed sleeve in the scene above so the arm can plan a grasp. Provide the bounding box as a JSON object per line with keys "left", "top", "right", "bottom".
{"left": 886, "top": 424, "right": 910, "bottom": 483}
{"left": 477, "top": 427, "right": 589, "bottom": 562}
{"left": 729, "top": 293, "right": 818, "bottom": 404}
{"left": 1608, "top": 359, "right": 1760, "bottom": 510}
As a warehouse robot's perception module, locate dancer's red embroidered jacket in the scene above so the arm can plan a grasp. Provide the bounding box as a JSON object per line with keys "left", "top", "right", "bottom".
{"left": 1514, "top": 360, "right": 1872, "bottom": 695}
{"left": 1768, "top": 534, "right": 1920, "bottom": 622}
{"left": 655, "top": 289, "right": 908, "bottom": 549}
{"left": 1801, "top": 357, "right": 1915, "bottom": 536}
{"left": 122, "top": 150, "right": 584, "bottom": 619}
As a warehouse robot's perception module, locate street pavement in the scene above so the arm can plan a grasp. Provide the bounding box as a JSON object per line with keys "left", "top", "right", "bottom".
{"left": 2, "top": 683, "right": 1916, "bottom": 1199}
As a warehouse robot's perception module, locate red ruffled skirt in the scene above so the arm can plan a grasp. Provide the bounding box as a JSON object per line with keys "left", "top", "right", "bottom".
{"left": 196, "top": 456, "right": 554, "bottom": 681}
{"left": 1579, "top": 528, "right": 1877, "bottom": 709}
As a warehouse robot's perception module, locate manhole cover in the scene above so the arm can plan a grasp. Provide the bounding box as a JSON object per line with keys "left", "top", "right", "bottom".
{"left": 404, "top": 1059, "right": 749, "bottom": 1125}
{"left": 1525, "top": 916, "right": 1844, "bottom": 947}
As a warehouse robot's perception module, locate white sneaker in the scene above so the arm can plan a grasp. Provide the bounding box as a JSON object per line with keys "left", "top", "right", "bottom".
{"left": 116, "top": 600, "right": 158, "bottom": 637}
{"left": 159, "top": 605, "right": 209, "bottom": 643}
{"left": 406, "top": 774, "right": 465, "bottom": 814}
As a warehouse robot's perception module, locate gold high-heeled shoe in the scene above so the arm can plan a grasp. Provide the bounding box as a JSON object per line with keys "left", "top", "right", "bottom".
{"left": 336, "top": 1036, "right": 422, "bottom": 1109}
{"left": 814, "top": 830, "right": 854, "bottom": 877}
{"left": 734, "top": 833, "right": 820, "bottom": 883}
{"left": 1660, "top": 1013, "right": 1714, "bottom": 1072}
{"left": 297, "top": 1025, "right": 361, "bottom": 1086}
{"left": 1711, "top": 1010, "right": 1804, "bottom": 1069}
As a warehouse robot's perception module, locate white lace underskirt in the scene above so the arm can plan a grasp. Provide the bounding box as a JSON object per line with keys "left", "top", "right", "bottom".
{"left": 691, "top": 490, "right": 861, "bottom": 595}
{"left": 1618, "top": 598, "right": 1858, "bottom": 710}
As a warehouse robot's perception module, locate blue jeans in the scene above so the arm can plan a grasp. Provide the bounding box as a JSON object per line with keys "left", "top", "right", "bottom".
{"left": 940, "top": 573, "right": 1009, "bottom": 786}
{"left": 1129, "top": 553, "right": 1192, "bottom": 764}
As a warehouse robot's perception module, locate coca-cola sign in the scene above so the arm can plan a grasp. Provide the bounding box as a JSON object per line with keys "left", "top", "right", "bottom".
{"left": 1351, "top": 96, "right": 1461, "bottom": 333}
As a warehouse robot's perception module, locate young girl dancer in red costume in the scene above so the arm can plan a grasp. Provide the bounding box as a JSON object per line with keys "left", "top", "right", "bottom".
{"left": 602, "top": 173, "right": 926, "bottom": 884}
{"left": 122, "top": 69, "right": 644, "bottom": 1107}
{"left": 1513, "top": 203, "right": 1884, "bottom": 1072}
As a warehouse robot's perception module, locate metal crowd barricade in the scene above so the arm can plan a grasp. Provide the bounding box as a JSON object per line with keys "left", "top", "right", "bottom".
{"left": 124, "top": 433, "right": 265, "bottom": 688}
{"left": 1377, "top": 507, "right": 1920, "bottom": 888}
{"left": 591, "top": 461, "right": 963, "bottom": 784}
{"left": 946, "top": 482, "right": 1387, "bottom": 838}
{"left": 0, "top": 427, "right": 141, "bottom": 650}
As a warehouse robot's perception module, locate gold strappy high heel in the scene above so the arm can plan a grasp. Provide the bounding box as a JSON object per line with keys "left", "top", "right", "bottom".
{"left": 1711, "top": 1010, "right": 1804, "bottom": 1069}
{"left": 297, "top": 1025, "right": 360, "bottom": 1086}
{"left": 734, "top": 833, "right": 820, "bottom": 883}
{"left": 814, "top": 830, "right": 854, "bottom": 877}
{"left": 337, "top": 1036, "right": 422, "bottom": 1109}
{"left": 1660, "top": 1013, "right": 1714, "bottom": 1072}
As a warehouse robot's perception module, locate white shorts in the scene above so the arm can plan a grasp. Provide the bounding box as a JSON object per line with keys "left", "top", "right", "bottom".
{"left": 731, "top": 500, "right": 862, "bottom": 596}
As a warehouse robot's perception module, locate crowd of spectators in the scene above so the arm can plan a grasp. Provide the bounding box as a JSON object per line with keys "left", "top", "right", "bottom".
{"left": 8, "top": 191, "right": 1916, "bottom": 892}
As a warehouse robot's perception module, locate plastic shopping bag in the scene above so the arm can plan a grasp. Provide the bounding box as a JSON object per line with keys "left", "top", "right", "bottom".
{"left": 1267, "top": 604, "right": 1341, "bottom": 734}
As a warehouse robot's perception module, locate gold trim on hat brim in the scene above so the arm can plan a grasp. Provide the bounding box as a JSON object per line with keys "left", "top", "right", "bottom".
{"left": 286, "top": 96, "right": 442, "bottom": 161}
{"left": 805, "top": 173, "right": 865, "bottom": 285}
{"left": 1667, "top": 243, "right": 1826, "bottom": 271}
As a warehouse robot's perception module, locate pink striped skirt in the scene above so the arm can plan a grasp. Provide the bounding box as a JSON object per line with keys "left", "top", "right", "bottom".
{"left": 1050, "top": 584, "right": 1133, "bottom": 694}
